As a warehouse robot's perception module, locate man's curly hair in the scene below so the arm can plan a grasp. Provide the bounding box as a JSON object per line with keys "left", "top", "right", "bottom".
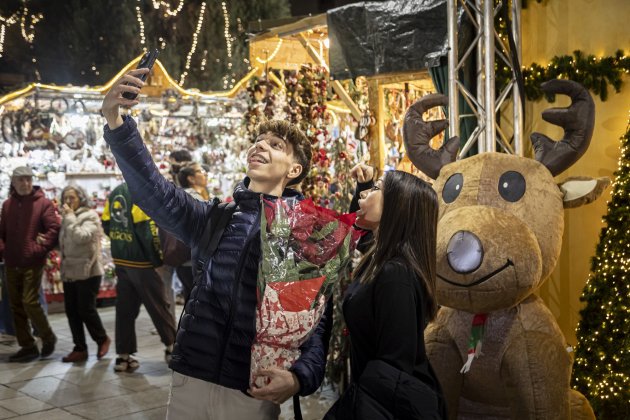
{"left": 254, "top": 120, "right": 312, "bottom": 186}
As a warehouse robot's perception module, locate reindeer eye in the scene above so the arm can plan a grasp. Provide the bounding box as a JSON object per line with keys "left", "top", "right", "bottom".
{"left": 498, "top": 171, "right": 526, "bottom": 202}
{"left": 442, "top": 173, "right": 463, "bottom": 203}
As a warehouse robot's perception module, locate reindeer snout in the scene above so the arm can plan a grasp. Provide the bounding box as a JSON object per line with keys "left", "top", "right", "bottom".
{"left": 447, "top": 231, "right": 484, "bottom": 274}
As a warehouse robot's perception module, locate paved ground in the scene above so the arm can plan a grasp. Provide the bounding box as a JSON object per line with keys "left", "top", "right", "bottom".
{"left": 0, "top": 306, "right": 334, "bottom": 419}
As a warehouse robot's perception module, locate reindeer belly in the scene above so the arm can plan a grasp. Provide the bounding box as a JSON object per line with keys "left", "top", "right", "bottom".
{"left": 448, "top": 308, "right": 517, "bottom": 407}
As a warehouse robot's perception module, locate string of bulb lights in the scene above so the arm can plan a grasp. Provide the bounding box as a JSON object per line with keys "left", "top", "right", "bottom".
{"left": 135, "top": 0, "right": 147, "bottom": 49}
{"left": 179, "top": 1, "right": 207, "bottom": 86}
{"left": 132, "top": 1, "right": 236, "bottom": 88}
{"left": 0, "top": 4, "right": 43, "bottom": 59}
{"left": 221, "top": 1, "right": 233, "bottom": 89}
{"left": 151, "top": 0, "right": 186, "bottom": 17}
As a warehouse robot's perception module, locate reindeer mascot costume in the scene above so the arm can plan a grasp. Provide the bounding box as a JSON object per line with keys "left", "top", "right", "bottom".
{"left": 404, "top": 80, "right": 607, "bottom": 419}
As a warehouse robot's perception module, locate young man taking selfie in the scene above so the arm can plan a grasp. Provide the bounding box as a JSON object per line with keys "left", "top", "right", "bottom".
{"left": 101, "top": 67, "right": 332, "bottom": 419}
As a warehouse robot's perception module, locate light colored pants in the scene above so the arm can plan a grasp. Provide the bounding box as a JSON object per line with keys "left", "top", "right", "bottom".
{"left": 167, "top": 371, "right": 280, "bottom": 420}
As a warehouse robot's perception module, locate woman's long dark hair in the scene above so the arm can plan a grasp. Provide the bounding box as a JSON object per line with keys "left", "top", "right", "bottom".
{"left": 355, "top": 170, "right": 439, "bottom": 321}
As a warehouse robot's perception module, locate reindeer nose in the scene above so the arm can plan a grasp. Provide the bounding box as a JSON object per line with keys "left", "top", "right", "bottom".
{"left": 447, "top": 231, "right": 484, "bottom": 274}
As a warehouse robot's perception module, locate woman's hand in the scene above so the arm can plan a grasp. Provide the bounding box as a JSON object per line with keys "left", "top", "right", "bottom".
{"left": 61, "top": 203, "right": 74, "bottom": 217}
{"left": 101, "top": 68, "right": 149, "bottom": 130}
{"left": 350, "top": 163, "right": 375, "bottom": 183}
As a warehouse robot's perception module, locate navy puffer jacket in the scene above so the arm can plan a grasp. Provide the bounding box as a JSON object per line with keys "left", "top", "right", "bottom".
{"left": 104, "top": 116, "right": 332, "bottom": 394}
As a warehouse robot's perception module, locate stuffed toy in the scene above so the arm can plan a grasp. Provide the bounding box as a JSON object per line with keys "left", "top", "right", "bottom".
{"left": 404, "top": 80, "right": 607, "bottom": 419}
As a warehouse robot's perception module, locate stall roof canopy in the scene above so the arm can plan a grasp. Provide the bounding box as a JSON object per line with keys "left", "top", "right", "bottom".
{"left": 327, "top": 0, "right": 461, "bottom": 80}
{"left": 0, "top": 54, "right": 250, "bottom": 107}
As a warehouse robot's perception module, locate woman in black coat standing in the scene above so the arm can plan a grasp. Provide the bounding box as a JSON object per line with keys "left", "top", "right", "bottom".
{"left": 326, "top": 165, "right": 446, "bottom": 420}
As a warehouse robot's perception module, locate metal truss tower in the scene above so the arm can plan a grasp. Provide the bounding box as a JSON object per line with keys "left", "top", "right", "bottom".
{"left": 447, "top": 0, "right": 524, "bottom": 156}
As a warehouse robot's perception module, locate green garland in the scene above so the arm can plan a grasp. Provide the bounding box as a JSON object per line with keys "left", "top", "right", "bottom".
{"left": 497, "top": 50, "right": 629, "bottom": 102}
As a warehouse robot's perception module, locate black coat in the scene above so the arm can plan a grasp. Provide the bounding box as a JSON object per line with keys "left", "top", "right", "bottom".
{"left": 325, "top": 359, "right": 444, "bottom": 420}
{"left": 326, "top": 261, "right": 446, "bottom": 419}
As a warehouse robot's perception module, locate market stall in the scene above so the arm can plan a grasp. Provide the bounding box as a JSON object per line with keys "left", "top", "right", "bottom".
{"left": 0, "top": 55, "right": 249, "bottom": 305}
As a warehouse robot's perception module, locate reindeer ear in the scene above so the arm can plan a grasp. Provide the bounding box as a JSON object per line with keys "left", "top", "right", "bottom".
{"left": 558, "top": 176, "right": 610, "bottom": 209}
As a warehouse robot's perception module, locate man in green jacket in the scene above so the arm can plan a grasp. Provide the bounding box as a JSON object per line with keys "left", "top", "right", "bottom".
{"left": 102, "top": 182, "right": 176, "bottom": 372}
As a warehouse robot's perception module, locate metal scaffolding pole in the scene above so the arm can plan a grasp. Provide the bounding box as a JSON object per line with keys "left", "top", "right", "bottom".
{"left": 511, "top": 0, "right": 524, "bottom": 156}
{"left": 446, "top": 0, "right": 524, "bottom": 157}
{"left": 447, "top": 0, "right": 460, "bottom": 139}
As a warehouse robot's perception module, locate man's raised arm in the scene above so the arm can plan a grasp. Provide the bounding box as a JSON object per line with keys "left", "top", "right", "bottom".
{"left": 101, "top": 67, "right": 211, "bottom": 247}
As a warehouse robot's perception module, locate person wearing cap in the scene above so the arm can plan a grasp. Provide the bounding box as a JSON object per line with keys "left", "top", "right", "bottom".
{"left": 0, "top": 166, "right": 60, "bottom": 362}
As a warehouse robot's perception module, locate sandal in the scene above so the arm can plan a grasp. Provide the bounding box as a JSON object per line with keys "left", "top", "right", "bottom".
{"left": 114, "top": 356, "right": 139, "bottom": 373}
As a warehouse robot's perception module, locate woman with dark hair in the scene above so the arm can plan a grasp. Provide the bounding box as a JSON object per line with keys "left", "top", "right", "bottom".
{"left": 59, "top": 185, "right": 110, "bottom": 363}
{"left": 326, "top": 165, "right": 446, "bottom": 419}
{"left": 177, "top": 162, "right": 209, "bottom": 201}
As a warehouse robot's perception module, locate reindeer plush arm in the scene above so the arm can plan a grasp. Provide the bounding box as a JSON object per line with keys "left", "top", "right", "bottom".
{"left": 425, "top": 309, "right": 463, "bottom": 420}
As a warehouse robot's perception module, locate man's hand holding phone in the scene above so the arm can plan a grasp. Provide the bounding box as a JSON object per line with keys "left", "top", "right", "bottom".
{"left": 101, "top": 49, "right": 159, "bottom": 130}
{"left": 101, "top": 68, "right": 148, "bottom": 130}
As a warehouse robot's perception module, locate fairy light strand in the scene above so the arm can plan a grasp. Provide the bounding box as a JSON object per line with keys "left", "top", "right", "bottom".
{"left": 151, "top": 0, "right": 186, "bottom": 17}
{"left": 254, "top": 38, "right": 283, "bottom": 64}
{"left": 200, "top": 49, "right": 207, "bottom": 71}
{"left": 0, "top": 5, "right": 43, "bottom": 59}
{"left": 179, "top": 1, "right": 207, "bottom": 86}
{"left": 0, "top": 24, "right": 6, "bottom": 58}
{"left": 572, "top": 114, "right": 630, "bottom": 416}
{"left": 19, "top": 7, "right": 42, "bottom": 43}
{"left": 221, "top": 1, "right": 233, "bottom": 89}
{"left": 135, "top": 0, "right": 146, "bottom": 48}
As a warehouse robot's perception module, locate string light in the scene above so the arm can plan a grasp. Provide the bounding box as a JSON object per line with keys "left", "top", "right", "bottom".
{"left": 200, "top": 49, "right": 207, "bottom": 71}
{"left": 221, "top": 1, "right": 233, "bottom": 89}
{"left": 135, "top": 0, "right": 146, "bottom": 48}
{"left": 0, "top": 4, "right": 43, "bottom": 59}
{"left": 19, "top": 7, "right": 42, "bottom": 43}
{"left": 254, "top": 38, "right": 283, "bottom": 64}
{"left": 572, "top": 115, "right": 630, "bottom": 417}
{"left": 0, "top": 24, "right": 5, "bottom": 58}
{"left": 179, "top": 1, "right": 207, "bottom": 86}
{"left": 151, "top": 0, "right": 185, "bottom": 17}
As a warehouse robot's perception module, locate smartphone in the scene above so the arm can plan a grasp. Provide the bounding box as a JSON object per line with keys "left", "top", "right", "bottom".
{"left": 122, "top": 49, "right": 159, "bottom": 100}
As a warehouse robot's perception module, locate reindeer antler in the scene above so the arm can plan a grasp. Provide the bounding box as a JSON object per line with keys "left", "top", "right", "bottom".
{"left": 403, "top": 94, "right": 460, "bottom": 179}
{"left": 530, "top": 80, "right": 595, "bottom": 176}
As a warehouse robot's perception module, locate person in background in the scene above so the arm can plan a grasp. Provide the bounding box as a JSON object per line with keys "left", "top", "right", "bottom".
{"left": 0, "top": 262, "right": 16, "bottom": 344}
{"left": 102, "top": 182, "right": 176, "bottom": 372}
{"left": 325, "top": 165, "right": 446, "bottom": 419}
{"left": 177, "top": 162, "right": 209, "bottom": 201}
{"left": 168, "top": 149, "right": 193, "bottom": 187}
{"left": 158, "top": 149, "right": 194, "bottom": 322}
{"left": 58, "top": 185, "right": 111, "bottom": 363}
{"left": 162, "top": 161, "right": 212, "bottom": 302}
{"left": 0, "top": 166, "right": 59, "bottom": 362}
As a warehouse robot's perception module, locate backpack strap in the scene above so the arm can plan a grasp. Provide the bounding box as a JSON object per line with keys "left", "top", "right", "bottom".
{"left": 194, "top": 199, "right": 237, "bottom": 278}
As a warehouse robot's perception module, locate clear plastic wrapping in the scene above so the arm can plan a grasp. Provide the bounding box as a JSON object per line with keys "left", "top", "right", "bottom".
{"left": 250, "top": 197, "right": 362, "bottom": 388}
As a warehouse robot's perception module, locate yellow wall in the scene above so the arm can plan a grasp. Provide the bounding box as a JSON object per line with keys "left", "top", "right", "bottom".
{"left": 521, "top": 0, "right": 630, "bottom": 344}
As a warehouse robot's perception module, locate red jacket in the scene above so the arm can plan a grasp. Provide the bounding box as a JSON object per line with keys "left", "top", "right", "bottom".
{"left": 0, "top": 186, "right": 60, "bottom": 268}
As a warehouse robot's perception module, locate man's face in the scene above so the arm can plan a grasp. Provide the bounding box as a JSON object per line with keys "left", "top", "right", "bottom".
{"left": 246, "top": 132, "right": 302, "bottom": 186}
{"left": 12, "top": 176, "right": 33, "bottom": 196}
